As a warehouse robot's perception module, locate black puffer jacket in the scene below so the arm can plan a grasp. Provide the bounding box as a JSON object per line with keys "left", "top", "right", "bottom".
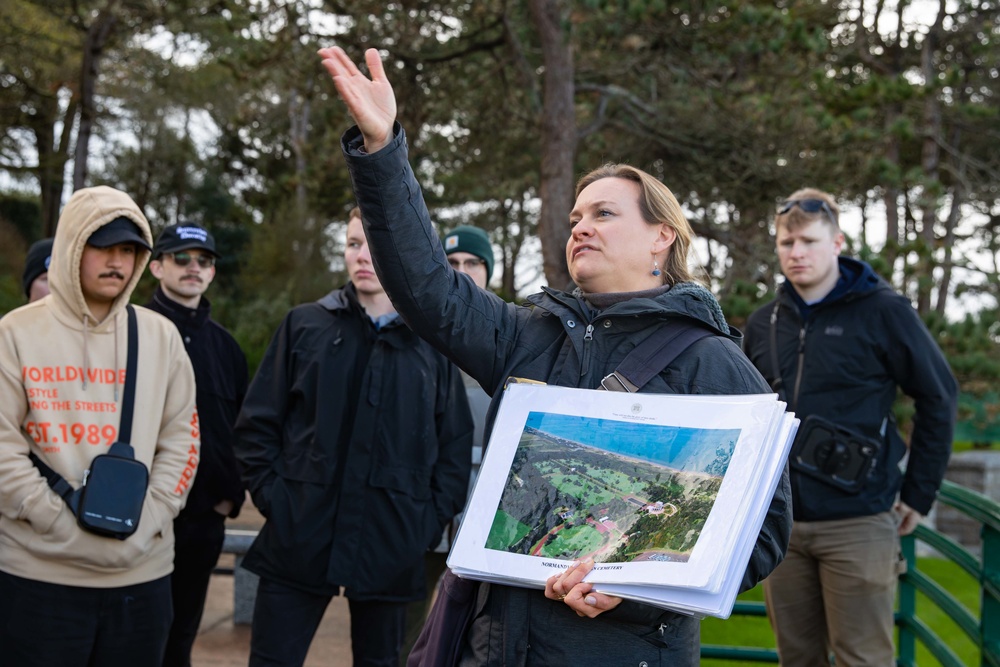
{"left": 744, "top": 257, "right": 957, "bottom": 522}
{"left": 234, "top": 284, "right": 473, "bottom": 601}
{"left": 342, "top": 124, "right": 791, "bottom": 666}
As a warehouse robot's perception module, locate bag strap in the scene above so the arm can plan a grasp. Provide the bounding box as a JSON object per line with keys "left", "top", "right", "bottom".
{"left": 599, "top": 320, "right": 714, "bottom": 393}
{"left": 117, "top": 304, "right": 138, "bottom": 447}
{"left": 29, "top": 305, "right": 140, "bottom": 498}
{"left": 28, "top": 453, "right": 76, "bottom": 503}
{"left": 768, "top": 298, "right": 785, "bottom": 399}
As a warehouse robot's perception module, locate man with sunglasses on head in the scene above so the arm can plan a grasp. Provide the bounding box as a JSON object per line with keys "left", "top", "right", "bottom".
{"left": 146, "top": 222, "right": 248, "bottom": 667}
{"left": 743, "top": 188, "right": 957, "bottom": 667}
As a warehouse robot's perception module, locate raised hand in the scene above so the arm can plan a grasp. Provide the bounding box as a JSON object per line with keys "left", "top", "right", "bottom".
{"left": 317, "top": 46, "right": 397, "bottom": 153}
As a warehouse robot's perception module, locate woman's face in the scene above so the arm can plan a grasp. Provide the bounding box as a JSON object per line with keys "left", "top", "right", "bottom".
{"left": 565, "top": 177, "right": 675, "bottom": 294}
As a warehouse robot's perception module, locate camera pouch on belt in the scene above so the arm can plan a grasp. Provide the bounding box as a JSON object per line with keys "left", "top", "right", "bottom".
{"left": 790, "top": 415, "right": 880, "bottom": 494}
{"left": 75, "top": 441, "right": 148, "bottom": 539}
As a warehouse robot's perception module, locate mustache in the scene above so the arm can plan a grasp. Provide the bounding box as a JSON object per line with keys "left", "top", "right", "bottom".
{"left": 99, "top": 271, "right": 126, "bottom": 280}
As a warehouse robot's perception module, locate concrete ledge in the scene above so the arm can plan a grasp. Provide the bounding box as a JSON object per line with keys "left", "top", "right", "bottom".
{"left": 222, "top": 528, "right": 260, "bottom": 626}
{"left": 940, "top": 450, "right": 1000, "bottom": 551}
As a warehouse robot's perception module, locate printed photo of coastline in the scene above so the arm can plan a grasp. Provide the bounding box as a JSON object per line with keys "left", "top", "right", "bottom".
{"left": 485, "top": 411, "right": 741, "bottom": 563}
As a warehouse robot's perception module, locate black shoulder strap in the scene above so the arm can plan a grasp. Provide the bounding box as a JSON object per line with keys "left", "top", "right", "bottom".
{"left": 29, "top": 305, "right": 140, "bottom": 498}
{"left": 117, "top": 304, "right": 139, "bottom": 446}
{"left": 768, "top": 299, "right": 785, "bottom": 398}
{"left": 599, "top": 320, "right": 714, "bottom": 393}
{"left": 28, "top": 453, "right": 76, "bottom": 503}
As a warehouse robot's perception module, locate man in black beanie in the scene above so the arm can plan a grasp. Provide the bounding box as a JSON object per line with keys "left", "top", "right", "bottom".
{"left": 403, "top": 224, "right": 497, "bottom": 661}
{"left": 22, "top": 238, "right": 54, "bottom": 303}
{"left": 443, "top": 225, "right": 494, "bottom": 289}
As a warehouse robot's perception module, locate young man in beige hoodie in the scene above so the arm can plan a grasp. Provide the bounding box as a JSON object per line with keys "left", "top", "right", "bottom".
{"left": 0, "top": 186, "right": 200, "bottom": 666}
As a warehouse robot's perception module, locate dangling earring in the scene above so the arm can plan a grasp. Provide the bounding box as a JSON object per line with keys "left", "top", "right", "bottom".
{"left": 651, "top": 259, "right": 661, "bottom": 277}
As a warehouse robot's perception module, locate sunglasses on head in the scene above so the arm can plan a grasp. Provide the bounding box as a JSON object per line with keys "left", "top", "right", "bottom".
{"left": 778, "top": 199, "right": 838, "bottom": 226}
{"left": 168, "top": 251, "right": 215, "bottom": 269}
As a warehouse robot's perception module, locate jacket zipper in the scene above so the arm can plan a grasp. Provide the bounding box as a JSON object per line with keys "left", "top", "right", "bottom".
{"left": 581, "top": 323, "right": 595, "bottom": 377}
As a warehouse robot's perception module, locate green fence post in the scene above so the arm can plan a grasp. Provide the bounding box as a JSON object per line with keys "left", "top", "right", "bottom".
{"left": 982, "top": 521, "right": 1000, "bottom": 667}
{"left": 898, "top": 534, "right": 917, "bottom": 667}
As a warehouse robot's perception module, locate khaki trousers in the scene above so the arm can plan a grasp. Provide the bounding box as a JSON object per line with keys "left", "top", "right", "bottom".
{"left": 763, "top": 512, "right": 904, "bottom": 667}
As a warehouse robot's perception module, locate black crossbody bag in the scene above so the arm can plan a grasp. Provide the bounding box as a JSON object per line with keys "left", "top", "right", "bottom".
{"left": 30, "top": 305, "right": 149, "bottom": 540}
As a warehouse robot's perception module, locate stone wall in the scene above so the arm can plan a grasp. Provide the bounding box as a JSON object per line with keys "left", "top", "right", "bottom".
{"left": 938, "top": 450, "right": 1000, "bottom": 550}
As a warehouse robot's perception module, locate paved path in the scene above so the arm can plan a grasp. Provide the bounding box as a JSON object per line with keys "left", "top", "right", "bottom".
{"left": 192, "top": 558, "right": 353, "bottom": 666}
{"left": 191, "top": 502, "right": 354, "bottom": 666}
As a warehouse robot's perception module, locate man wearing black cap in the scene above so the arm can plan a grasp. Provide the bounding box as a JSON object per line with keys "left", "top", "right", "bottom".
{"left": 22, "top": 238, "right": 54, "bottom": 303}
{"left": 0, "top": 186, "right": 198, "bottom": 666}
{"left": 146, "top": 223, "right": 248, "bottom": 667}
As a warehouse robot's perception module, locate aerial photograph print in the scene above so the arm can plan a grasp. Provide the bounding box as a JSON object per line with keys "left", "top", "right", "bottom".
{"left": 485, "top": 411, "right": 742, "bottom": 564}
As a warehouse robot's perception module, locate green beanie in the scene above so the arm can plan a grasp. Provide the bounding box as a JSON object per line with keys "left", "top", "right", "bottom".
{"left": 443, "top": 225, "right": 494, "bottom": 280}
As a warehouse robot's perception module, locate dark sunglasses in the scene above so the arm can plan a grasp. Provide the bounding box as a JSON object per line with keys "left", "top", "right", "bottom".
{"left": 778, "top": 199, "right": 838, "bottom": 226}
{"left": 168, "top": 251, "right": 215, "bottom": 269}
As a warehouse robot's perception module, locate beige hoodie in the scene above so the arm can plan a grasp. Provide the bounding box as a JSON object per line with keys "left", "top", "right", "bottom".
{"left": 0, "top": 186, "right": 199, "bottom": 587}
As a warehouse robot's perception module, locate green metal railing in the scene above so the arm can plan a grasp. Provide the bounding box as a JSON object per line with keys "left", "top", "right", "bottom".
{"left": 701, "top": 480, "right": 1000, "bottom": 665}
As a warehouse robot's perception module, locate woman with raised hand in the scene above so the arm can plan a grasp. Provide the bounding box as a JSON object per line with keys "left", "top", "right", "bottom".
{"left": 318, "top": 45, "right": 791, "bottom": 667}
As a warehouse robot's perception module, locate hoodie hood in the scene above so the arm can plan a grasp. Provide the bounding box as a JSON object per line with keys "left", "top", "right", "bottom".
{"left": 48, "top": 186, "right": 152, "bottom": 328}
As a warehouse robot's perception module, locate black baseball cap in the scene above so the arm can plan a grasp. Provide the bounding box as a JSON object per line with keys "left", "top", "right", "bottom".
{"left": 152, "top": 223, "right": 218, "bottom": 258}
{"left": 87, "top": 217, "right": 151, "bottom": 250}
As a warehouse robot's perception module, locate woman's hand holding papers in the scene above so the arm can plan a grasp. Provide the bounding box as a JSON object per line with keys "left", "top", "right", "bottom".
{"left": 544, "top": 557, "right": 623, "bottom": 618}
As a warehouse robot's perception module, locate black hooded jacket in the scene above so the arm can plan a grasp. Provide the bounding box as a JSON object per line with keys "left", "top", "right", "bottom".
{"left": 233, "top": 284, "right": 473, "bottom": 601}
{"left": 341, "top": 123, "right": 791, "bottom": 666}
{"left": 744, "top": 257, "right": 957, "bottom": 522}
{"left": 146, "top": 286, "right": 247, "bottom": 518}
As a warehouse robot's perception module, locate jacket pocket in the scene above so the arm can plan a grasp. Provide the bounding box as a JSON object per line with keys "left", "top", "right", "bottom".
{"left": 276, "top": 441, "right": 332, "bottom": 484}
{"left": 368, "top": 465, "right": 439, "bottom": 554}
{"left": 369, "top": 465, "right": 433, "bottom": 500}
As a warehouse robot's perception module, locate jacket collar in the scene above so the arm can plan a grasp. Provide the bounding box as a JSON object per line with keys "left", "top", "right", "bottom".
{"left": 149, "top": 286, "right": 211, "bottom": 330}
{"left": 317, "top": 283, "right": 409, "bottom": 335}
{"left": 527, "top": 281, "right": 736, "bottom": 341}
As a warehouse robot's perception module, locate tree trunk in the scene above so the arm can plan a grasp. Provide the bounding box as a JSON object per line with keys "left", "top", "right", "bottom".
{"left": 527, "top": 0, "right": 575, "bottom": 290}
{"left": 915, "top": 0, "right": 946, "bottom": 315}
{"left": 73, "top": 6, "right": 119, "bottom": 190}
{"left": 30, "top": 94, "right": 70, "bottom": 237}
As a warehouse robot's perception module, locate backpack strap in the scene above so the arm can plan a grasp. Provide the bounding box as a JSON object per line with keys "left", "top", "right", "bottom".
{"left": 599, "top": 320, "right": 714, "bottom": 393}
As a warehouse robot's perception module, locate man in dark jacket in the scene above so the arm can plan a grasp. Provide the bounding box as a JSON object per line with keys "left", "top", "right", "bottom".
{"left": 234, "top": 207, "right": 473, "bottom": 667}
{"left": 146, "top": 222, "right": 248, "bottom": 667}
{"left": 743, "top": 188, "right": 957, "bottom": 667}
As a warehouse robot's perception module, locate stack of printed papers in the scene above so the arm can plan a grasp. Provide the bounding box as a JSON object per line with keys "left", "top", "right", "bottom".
{"left": 447, "top": 382, "right": 797, "bottom": 619}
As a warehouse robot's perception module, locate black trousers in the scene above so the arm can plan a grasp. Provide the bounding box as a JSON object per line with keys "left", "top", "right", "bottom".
{"left": 0, "top": 569, "right": 172, "bottom": 667}
{"left": 162, "top": 511, "right": 227, "bottom": 667}
{"left": 249, "top": 576, "right": 407, "bottom": 667}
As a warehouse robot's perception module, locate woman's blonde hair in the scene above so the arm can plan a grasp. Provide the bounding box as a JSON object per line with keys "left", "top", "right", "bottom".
{"left": 575, "top": 164, "right": 695, "bottom": 286}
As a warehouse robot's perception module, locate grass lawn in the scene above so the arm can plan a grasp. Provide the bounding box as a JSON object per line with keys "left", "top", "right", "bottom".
{"left": 484, "top": 509, "right": 530, "bottom": 550}
{"left": 700, "top": 558, "right": 982, "bottom": 665}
